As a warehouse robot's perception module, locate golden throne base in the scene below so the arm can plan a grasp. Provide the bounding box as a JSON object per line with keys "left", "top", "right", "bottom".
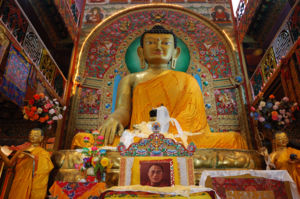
{"left": 53, "top": 149, "right": 265, "bottom": 186}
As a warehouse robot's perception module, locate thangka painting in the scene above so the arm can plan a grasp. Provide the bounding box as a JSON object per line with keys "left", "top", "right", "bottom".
{"left": 69, "top": 4, "right": 248, "bottom": 145}
{"left": 250, "top": 67, "right": 263, "bottom": 98}
{"left": 0, "top": 45, "right": 31, "bottom": 105}
{"left": 0, "top": 0, "right": 29, "bottom": 44}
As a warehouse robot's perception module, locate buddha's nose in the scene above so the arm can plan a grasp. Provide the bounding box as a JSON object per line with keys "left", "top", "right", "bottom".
{"left": 155, "top": 40, "right": 162, "bottom": 50}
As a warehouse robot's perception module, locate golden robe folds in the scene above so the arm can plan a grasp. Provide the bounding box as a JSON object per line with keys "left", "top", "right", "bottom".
{"left": 130, "top": 70, "right": 247, "bottom": 149}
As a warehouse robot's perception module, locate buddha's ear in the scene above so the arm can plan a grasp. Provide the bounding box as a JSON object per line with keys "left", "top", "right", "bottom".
{"left": 173, "top": 47, "right": 181, "bottom": 59}
{"left": 137, "top": 46, "right": 146, "bottom": 69}
{"left": 39, "top": 135, "right": 44, "bottom": 143}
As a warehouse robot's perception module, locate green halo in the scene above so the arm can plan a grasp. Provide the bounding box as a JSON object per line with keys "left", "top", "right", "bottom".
{"left": 125, "top": 36, "right": 190, "bottom": 73}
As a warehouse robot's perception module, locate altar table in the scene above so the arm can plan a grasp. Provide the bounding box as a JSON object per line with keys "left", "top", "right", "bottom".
{"left": 199, "top": 170, "right": 299, "bottom": 199}
{"left": 49, "top": 181, "right": 106, "bottom": 199}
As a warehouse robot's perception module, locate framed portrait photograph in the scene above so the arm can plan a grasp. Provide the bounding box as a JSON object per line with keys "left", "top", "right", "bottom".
{"left": 140, "top": 159, "right": 174, "bottom": 187}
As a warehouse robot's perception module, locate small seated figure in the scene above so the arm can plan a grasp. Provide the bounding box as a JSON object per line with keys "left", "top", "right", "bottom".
{"left": 0, "top": 128, "right": 54, "bottom": 199}
{"left": 99, "top": 25, "right": 247, "bottom": 149}
{"left": 270, "top": 132, "right": 300, "bottom": 193}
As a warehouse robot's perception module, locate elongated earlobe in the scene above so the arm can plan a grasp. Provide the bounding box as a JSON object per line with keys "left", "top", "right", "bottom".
{"left": 171, "top": 58, "right": 176, "bottom": 69}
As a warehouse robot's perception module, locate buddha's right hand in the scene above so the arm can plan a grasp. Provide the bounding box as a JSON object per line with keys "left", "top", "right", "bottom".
{"left": 99, "top": 117, "right": 124, "bottom": 145}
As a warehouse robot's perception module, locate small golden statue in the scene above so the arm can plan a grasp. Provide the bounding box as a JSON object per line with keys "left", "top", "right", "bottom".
{"left": 270, "top": 132, "right": 300, "bottom": 193}
{"left": 0, "top": 128, "right": 54, "bottom": 199}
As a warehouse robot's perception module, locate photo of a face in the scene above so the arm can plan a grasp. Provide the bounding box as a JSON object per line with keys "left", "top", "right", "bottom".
{"left": 140, "top": 159, "right": 174, "bottom": 187}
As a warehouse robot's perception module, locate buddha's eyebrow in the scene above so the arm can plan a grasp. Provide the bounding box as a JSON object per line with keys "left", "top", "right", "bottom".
{"left": 145, "top": 37, "right": 173, "bottom": 40}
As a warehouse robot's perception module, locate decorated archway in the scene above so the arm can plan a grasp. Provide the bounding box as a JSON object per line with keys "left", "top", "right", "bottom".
{"left": 67, "top": 4, "right": 249, "bottom": 147}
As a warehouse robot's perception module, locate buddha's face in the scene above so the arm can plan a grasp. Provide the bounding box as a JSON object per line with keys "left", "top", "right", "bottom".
{"left": 29, "top": 129, "right": 43, "bottom": 144}
{"left": 275, "top": 132, "right": 288, "bottom": 147}
{"left": 142, "top": 33, "right": 176, "bottom": 65}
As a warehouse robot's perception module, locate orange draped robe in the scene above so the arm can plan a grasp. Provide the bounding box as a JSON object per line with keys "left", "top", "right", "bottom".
{"left": 8, "top": 146, "right": 54, "bottom": 199}
{"left": 272, "top": 147, "right": 300, "bottom": 194}
{"left": 129, "top": 70, "right": 247, "bottom": 149}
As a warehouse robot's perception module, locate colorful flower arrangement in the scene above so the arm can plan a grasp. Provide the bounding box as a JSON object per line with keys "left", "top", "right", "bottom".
{"left": 75, "top": 147, "right": 112, "bottom": 182}
{"left": 23, "top": 93, "right": 66, "bottom": 129}
{"left": 250, "top": 95, "right": 299, "bottom": 131}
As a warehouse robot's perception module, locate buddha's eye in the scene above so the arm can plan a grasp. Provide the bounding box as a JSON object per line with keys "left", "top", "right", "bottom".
{"left": 163, "top": 41, "right": 172, "bottom": 45}
{"left": 146, "top": 41, "right": 154, "bottom": 45}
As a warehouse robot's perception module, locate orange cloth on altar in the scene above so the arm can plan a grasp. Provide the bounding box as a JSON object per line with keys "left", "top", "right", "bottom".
{"left": 8, "top": 146, "right": 54, "bottom": 199}
{"left": 129, "top": 70, "right": 247, "bottom": 149}
{"left": 50, "top": 181, "right": 106, "bottom": 199}
{"left": 273, "top": 147, "right": 300, "bottom": 193}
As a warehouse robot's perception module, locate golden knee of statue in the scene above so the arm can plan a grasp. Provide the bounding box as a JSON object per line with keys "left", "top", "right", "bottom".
{"left": 95, "top": 25, "right": 248, "bottom": 150}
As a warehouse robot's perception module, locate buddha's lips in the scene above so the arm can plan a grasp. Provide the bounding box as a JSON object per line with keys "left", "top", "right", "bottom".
{"left": 153, "top": 51, "right": 163, "bottom": 55}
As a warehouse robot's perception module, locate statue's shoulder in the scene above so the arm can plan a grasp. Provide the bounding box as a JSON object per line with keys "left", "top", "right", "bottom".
{"left": 170, "top": 70, "right": 195, "bottom": 80}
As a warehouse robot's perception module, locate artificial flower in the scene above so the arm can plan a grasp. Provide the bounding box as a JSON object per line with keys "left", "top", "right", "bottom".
{"left": 31, "top": 106, "right": 37, "bottom": 112}
{"left": 91, "top": 146, "right": 98, "bottom": 151}
{"left": 266, "top": 102, "right": 273, "bottom": 108}
{"left": 273, "top": 105, "right": 278, "bottom": 110}
{"left": 250, "top": 106, "right": 256, "bottom": 112}
{"left": 37, "top": 108, "right": 43, "bottom": 114}
{"left": 259, "top": 101, "right": 266, "bottom": 107}
{"left": 28, "top": 99, "right": 34, "bottom": 105}
{"left": 100, "top": 157, "right": 109, "bottom": 167}
{"left": 258, "top": 116, "right": 265, "bottom": 122}
{"left": 269, "top": 94, "right": 275, "bottom": 99}
{"left": 33, "top": 114, "right": 39, "bottom": 120}
{"left": 39, "top": 93, "right": 45, "bottom": 98}
{"left": 49, "top": 109, "right": 55, "bottom": 114}
{"left": 52, "top": 116, "right": 58, "bottom": 120}
{"left": 33, "top": 94, "right": 40, "bottom": 100}
{"left": 283, "top": 97, "right": 289, "bottom": 102}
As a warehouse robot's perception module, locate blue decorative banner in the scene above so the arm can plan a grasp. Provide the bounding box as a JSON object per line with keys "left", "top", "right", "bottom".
{"left": 0, "top": 45, "right": 31, "bottom": 105}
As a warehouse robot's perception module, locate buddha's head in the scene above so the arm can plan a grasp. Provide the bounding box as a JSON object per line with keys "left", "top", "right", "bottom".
{"left": 274, "top": 131, "right": 289, "bottom": 148}
{"left": 138, "top": 25, "right": 181, "bottom": 69}
{"left": 29, "top": 128, "right": 44, "bottom": 146}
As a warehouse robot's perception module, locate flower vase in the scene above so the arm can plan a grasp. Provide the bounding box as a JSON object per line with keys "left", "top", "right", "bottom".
{"left": 86, "top": 167, "right": 97, "bottom": 182}
{"left": 96, "top": 170, "right": 106, "bottom": 182}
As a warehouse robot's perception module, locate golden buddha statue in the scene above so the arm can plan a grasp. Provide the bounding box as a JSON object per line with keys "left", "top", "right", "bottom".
{"left": 99, "top": 25, "right": 247, "bottom": 149}
{"left": 0, "top": 128, "right": 54, "bottom": 199}
{"left": 270, "top": 132, "right": 300, "bottom": 193}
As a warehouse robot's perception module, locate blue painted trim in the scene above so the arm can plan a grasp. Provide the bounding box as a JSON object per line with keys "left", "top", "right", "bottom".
{"left": 111, "top": 74, "right": 122, "bottom": 113}
{"left": 193, "top": 74, "right": 203, "bottom": 92}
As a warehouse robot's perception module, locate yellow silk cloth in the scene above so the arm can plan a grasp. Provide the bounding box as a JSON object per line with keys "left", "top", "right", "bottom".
{"left": 273, "top": 147, "right": 300, "bottom": 193}
{"left": 129, "top": 70, "right": 247, "bottom": 149}
{"left": 50, "top": 181, "right": 106, "bottom": 199}
{"left": 103, "top": 185, "right": 213, "bottom": 199}
{"left": 71, "top": 132, "right": 95, "bottom": 149}
{"left": 8, "top": 146, "right": 53, "bottom": 199}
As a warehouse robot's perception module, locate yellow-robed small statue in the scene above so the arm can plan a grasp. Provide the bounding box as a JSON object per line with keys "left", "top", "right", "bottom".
{"left": 98, "top": 25, "right": 247, "bottom": 149}
{"left": 270, "top": 132, "right": 300, "bottom": 194}
{"left": 0, "top": 128, "right": 54, "bottom": 199}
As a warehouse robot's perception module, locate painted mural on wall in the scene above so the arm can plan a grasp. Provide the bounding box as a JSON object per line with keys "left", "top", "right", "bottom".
{"left": 80, "top": 1, "right": 235, "bottom": 48}
{"left": 70, "top": 4, "right": 246, "bottom": 143}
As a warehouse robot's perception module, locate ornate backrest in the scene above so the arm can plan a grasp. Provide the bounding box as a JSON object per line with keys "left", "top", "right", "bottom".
{"left": 68, "top": 4, "right": 249, "bottom": 146}
{"left": 117, "top": 132, "right": 196, "bottom": 186}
